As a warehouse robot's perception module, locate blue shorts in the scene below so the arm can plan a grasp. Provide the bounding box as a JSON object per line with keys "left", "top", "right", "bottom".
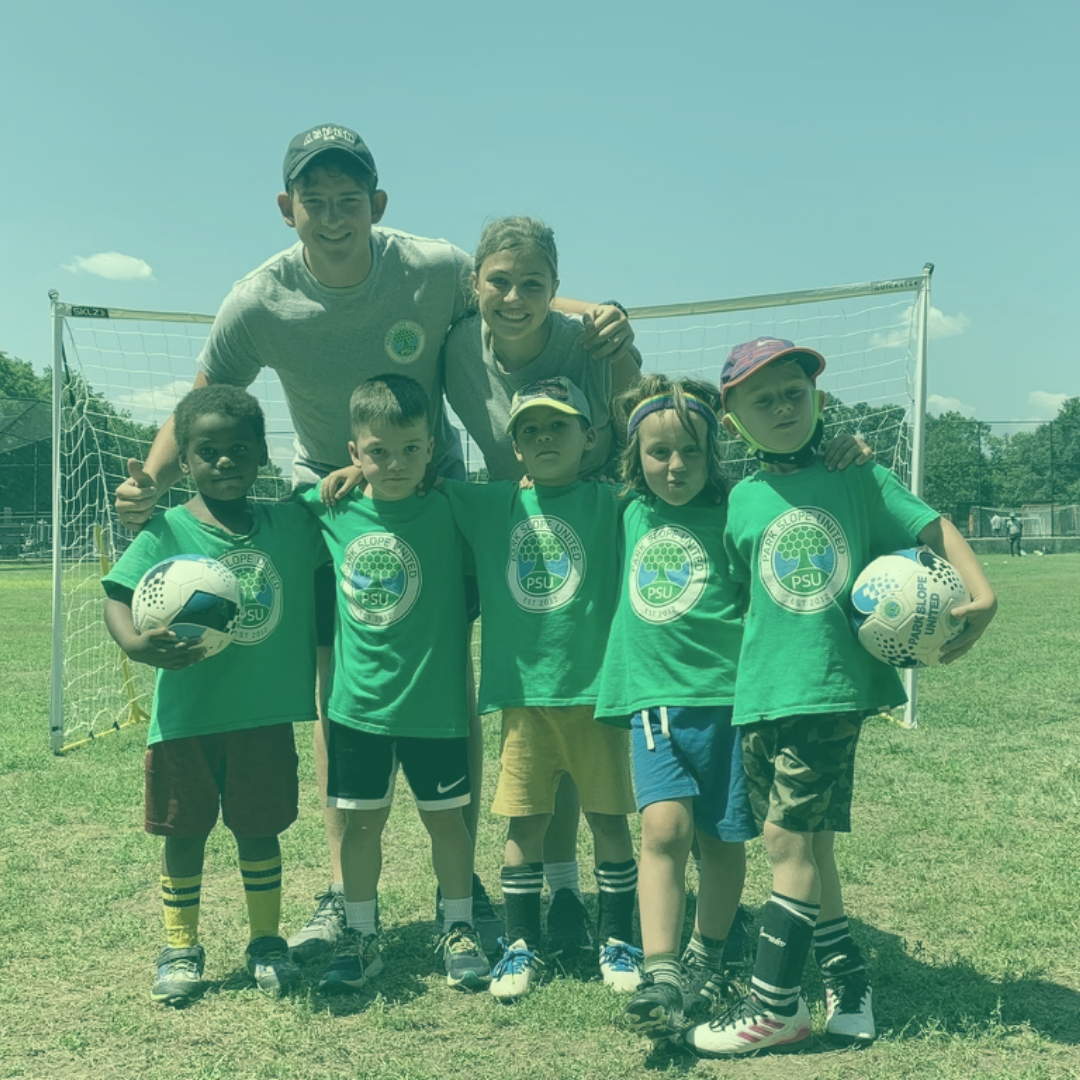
{"left": 631, "top": 706, "right": 757, "bottom": 843}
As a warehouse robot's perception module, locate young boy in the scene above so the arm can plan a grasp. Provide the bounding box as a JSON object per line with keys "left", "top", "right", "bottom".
{"left": 442, "top": 377, "right": 641, "bottom": 1001}
{"left": 102, "top": 385, "right": 326, "bottom": 1006}
{"left": 685, "top": 338, "right": 997, "bottom": 1056}
{"left": 296, "top": 374, "right": 491, "bottom": 993}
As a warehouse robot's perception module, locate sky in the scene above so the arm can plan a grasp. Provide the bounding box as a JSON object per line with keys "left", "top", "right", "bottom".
{"left": 2, "top": 0, "right": 1077, "bottom": 430}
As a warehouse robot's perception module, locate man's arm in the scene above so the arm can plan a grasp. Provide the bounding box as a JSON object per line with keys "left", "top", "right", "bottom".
{"left": 115, "top": 370, "right": 213, "bottom": 527}
{"left": 552, "top": 297, "right": 636, "bottom": 367}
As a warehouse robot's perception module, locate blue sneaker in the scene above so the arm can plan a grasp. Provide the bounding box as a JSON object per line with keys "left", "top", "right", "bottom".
{"left": 489, "top": 938, "right": 542, "bottom": 1002}
{"left": 151, "top": 945, "right": 205, "bottom": 1007}
{"left": 439, "top": 922, "right": 492, "bottom": 991}
{"left": 599, "top": 938, "right": 644, "bottom": 992}
{"left": 318, "top": 929, "right": 383, "bottom": 993}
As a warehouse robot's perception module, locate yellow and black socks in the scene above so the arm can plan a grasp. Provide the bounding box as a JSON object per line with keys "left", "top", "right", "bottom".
{"left": 161, "top": 873, "right": 202, "bottom": 949}
{"left": 240, "top": 856, "right": 283, "bottom": 941}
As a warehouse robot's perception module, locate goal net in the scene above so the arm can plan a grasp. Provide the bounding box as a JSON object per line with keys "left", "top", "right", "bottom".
{"left": 50, "top": 269, "right": 930, "bottom": 750}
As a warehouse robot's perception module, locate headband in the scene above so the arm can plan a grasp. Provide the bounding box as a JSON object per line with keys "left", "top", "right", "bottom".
{"left": 626, "top": 393, "right": 718, "bottom": 440}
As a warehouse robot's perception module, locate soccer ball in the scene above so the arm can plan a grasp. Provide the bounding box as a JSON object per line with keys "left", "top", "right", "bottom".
{"left": 132, "top": 554, "right": 243, "bottom": 658}
{"left": 850, "top": 548, "right": 970, "bottom": 668}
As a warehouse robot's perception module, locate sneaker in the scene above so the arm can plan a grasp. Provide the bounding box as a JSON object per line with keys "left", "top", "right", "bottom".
{"left": 824, "top": 970, "right": 876, "bottom": 1044}
{"left": 723, "top": 905, "right": 755, "bottom": 973}
{"left": 546, "top": 888, "right": 592, "bottom": 955}
{"left": 439, "top": 922, "right": 492, "bottom": 991}
{"left": 490, "top": 937, "right": 542, "bottom": 1002}
{"left": 288, "top": 889, "right": 346, "bottom": 963}
{"left": 245, "top": 935, "right": 301, "bottom": 996}
{"left": 471, "top": 875, "right": 505, "bottom": 955}
{"left": 151, "top": 945, "right": 205, "bottom": 1007}
{"left": 685, "top": 992, "right": 811, "bottom": 1057}
{"left": 599, "top": 938, "right": 644, "bottom": 992}
{"left": 622, "top": 975, "right": 684, "bottom": 1041}
{"left": 683, "top": 951, "right": 737, "bottom": 1020}
{"left": 318, "top": 929, "right": 383, "bottom": 993}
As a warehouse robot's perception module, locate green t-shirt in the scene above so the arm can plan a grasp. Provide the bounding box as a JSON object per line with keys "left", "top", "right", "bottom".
{"left": 595, "top": 495, "right": 744, "bottom": 724}
{"left": 102, "top": 502, "right": 324, "bottom": 745}
{"left": 297, "top": 487, "right": 468, "bottom": 738}
{"left": 724, "top": 461, "right": 940, "bottom": 725}
{"left": 442, "top": 479, "right": 620, "bottom": 712}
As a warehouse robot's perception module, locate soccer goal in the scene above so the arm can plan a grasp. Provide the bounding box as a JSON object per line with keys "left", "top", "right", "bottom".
{"left": 49, "top": 266, "right": 932, "bottom": 751}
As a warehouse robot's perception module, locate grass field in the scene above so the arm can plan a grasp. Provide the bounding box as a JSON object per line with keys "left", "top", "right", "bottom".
{"left": 3, "top": 556, "right": 1080, "bottom": 1079}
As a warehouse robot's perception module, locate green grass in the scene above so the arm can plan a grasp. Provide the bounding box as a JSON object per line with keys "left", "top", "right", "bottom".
{"left": 3, "top": 556, "right": 1080, "bottom": 1078}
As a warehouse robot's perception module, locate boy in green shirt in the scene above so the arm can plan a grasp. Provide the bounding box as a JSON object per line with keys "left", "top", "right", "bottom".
{"left": 296, "top": 374, "right": 491, "bottom": 993}
{"left": 686, "top": 339, "right": 997, "bottom": 1057}
{"left": 442, "top": 377, "right": 639, "bottom": 1001}
{"left": 102, "top": 385, "right": 325, "bottom": 1006}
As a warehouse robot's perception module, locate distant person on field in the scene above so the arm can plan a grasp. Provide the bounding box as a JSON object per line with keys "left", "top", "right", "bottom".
{"left": 990, "top": 512, "right": 1002, "bottom": 536}
{"left": 102, "top": 385, "right": 325, "bottom": 1007}
{"left": 112, "top": 124, "right": 634, "bottom": 963}
{"left": 296, "top": 374, "right": 491, "bottom": 994}
{"left": 685, "top": 338, "right": 997, "bottom": 1058}
{"left": 1007, "top": 513, "right": 1022, "bottom": 556}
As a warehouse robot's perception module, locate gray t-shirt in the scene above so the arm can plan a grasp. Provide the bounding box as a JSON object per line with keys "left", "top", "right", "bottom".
{"left": 199, "top": 228, "right": 471, "bottom": 483}
{"left": 443, "top": 311, "right": 617, "bottom": 481}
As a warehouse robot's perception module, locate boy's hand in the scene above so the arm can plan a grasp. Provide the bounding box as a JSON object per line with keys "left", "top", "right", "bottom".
{"left": 938, "top": 592, "right": 998, "bottom": 664}
{"left": 126, "top": 627, "right": 207, "bottom": 670}
{"left": 579, "top": 307, "right": 635, "bottom": 366}
{"left": 822, "top": 434, "right": 873, "bottom": 471}
{"left": 115, "top": 459, "right": 161, "bottom": 529}
{"left": 320, "top": 465, "right": 365, "bottom": 506}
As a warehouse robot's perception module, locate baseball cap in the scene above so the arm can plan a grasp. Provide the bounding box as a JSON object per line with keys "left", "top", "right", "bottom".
{"left": 283, "top": 124, "right": 378, "bottom": 189}
{"left": 505, "top": 377, "right": 593, "bottom": 435}
{"left": 720, "top": 338, "right": 826, "bottom": 409}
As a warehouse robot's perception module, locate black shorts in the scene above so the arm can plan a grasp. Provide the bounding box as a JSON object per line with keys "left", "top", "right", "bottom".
{"left": 326, "top": 720, "right": 471, "bottom": 812}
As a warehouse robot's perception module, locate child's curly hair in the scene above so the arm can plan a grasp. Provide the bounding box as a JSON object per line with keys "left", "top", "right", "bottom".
{"left": 174, "top": 384, "right": 267, "bottom": 453}
{"left": 615, "top": 374, "right": 728, "bottom": 504}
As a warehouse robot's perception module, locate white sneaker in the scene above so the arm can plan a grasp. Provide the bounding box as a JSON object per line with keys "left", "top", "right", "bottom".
{"left": 685, "top": 993, "right": 811, "bottom": 1057}
{"left": 490, "top": 938, "right": 542, "bottom": 1002}
{"left": 825, "top": 975, "right": 875, "bottom": 1043}
{"left": 599, "top": 938, "right": 644, "bottom": 992}
{"left": 287, "top": 889, "right": 346, "bottom": 962}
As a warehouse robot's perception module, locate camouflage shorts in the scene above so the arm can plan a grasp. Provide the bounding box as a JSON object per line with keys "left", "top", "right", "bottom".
{"left": 740, "top": 712, "right": 864, "bottom": 834}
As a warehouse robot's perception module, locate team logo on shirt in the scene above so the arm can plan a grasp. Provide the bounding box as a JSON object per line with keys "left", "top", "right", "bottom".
{"left": 507, "top": 516, "right": 584, "bottom": 612}
{"left": 341, "top": 532, "right": 421, "bottom": 626}
{"left": 759, "top": 507, "right": 850, "bottom": 613}
{"left": 629, "top": 526, "right": 708, "bottom": 624}
{"left": 217, "top": 549, "right": 282, "bottom": 644}
{"left": 384, "top": 320, "right": 426, "bottom": 363}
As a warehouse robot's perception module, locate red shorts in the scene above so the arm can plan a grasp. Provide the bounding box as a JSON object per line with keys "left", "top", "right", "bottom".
{"left": 144, "top": 724, "right": 299, "bottom": 838}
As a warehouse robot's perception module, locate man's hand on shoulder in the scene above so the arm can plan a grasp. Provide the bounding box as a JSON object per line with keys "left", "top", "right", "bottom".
{"left": 115, "top": 459, "right": 162, "bottom": 529}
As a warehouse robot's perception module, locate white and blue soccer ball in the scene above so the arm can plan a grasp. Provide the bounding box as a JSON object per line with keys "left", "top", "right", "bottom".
{"left": 850, "top": 547, "right": 970, "bottom": 668}
{"left": 132, "top": 554, "right": 243, "bottom": 658}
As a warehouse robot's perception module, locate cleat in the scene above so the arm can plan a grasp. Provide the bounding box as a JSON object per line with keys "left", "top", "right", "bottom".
{"left": 490, "top": 937, "right": 542, "bottom": 1002}
{"left": 317, "top": 929, "right": 383, "bottom": 993}
{"left": 682, "top": 950, "right": 738, "bottom": 1020}
{"left": 471, "top": 875, "right": 505, "bottom": 955}
{"left": 151, "top": 945, "right": 205, "bottom": 1007}
{"left": 723, "top": 905, "right": 755, "bottom": 973}
{"left": 287, "top": 889, "right": 346, "bottom": 963}
{"left": 622, "top": 974, "right": 684, "bottom": 1041}
{"left": 546, "top": 888, "right": 592, "bottom": 955}
{"left": 245, "top": 935, "right": 301, "bottom": 996}
{"left": 685, "top": 992, "right": 811, "bottom": 1057}
{"left": 439, "top": 922, "right": 492, "bottom": 991}
{"left": 824, "top": 969, "right": 876, "bottom": 1044}
{"left": 599, "top": 938, "right": 644, "bottom": 992}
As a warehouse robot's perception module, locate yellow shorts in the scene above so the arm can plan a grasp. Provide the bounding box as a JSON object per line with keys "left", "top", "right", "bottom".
{"left": 492, "top": 705, "right": 635, "bottom": 818}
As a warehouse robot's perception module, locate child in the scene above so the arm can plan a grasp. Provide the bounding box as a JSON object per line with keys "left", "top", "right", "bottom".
{"left": 441, "top": 377, "right": 640, "bottom": 1001}
{"left": 296, "top": 374, "right": 491, "bottom": 993}
{"left": 102, "top": 385, "right": 325, "bottom": 1006}
{"left": 594, "top": 375, "right": 758, "bottom": 1043}
{"left": 686, "top": 338, "right": 997, "bottom": 1057}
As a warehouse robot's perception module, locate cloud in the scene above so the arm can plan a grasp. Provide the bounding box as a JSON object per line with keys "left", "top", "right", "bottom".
{"left": 927, "top": 394, "right": 976, "bottom": 417}
{"left": 871, "top": 305, "right": 970, "bottom": 348}
{"left": 62, "top": 251, "right": 153, "bottom": 280}
{"left": 113, "top": 380, "right": 189, "bottom": 421}
{"left": 1028, "top": 391, "right": 1068, "bottom": 418}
